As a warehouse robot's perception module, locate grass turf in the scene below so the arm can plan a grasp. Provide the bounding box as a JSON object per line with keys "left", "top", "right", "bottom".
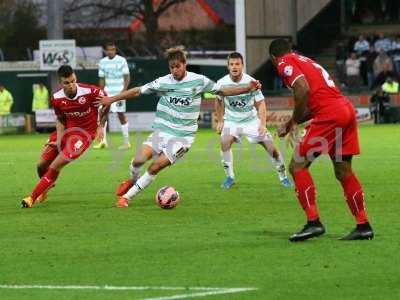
{"left": 0, "top": 125, "right": 399, "bottom": 299}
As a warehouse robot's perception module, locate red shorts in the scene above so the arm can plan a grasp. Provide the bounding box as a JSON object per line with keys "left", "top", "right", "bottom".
{"left": 40, "top": 129, "right": 94, "bottom": 162}
{"left": 296, "top": 102, "right": 360, "bottom": 159}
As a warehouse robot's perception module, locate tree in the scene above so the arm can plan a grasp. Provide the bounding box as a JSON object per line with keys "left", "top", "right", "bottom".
{"left": 65, "top": 0, "right": 188, "bottom": 52}
{"left": 0, "top": 0, "right": 16, "bottom": 46}
{"left": 0, "top": 0, "right": 44, "bottom": 60}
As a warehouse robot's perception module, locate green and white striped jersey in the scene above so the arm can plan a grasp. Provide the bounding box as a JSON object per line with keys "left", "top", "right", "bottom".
{"left": 217, "top": 73, "right": 264, "bottom": 123}
{"left": 140, "top": 72, "right": 219, "bottom": 137}
{"left": 98, "top": 55, "right": 130, "bottom": 96}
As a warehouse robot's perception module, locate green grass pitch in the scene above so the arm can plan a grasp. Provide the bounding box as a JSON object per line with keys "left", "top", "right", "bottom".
{"left": 0, "top": 125, "right": 399, "bottom": 299}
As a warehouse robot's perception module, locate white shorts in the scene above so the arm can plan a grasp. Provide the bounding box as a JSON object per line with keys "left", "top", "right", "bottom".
{"left": 143, "top": 130, "right": 194, "bottom": 164}
{"left": 221, "top": 118, "right": 273, "bottom": 144}
{"left": 110, "top": 100, "right": 126, "bottom": 113}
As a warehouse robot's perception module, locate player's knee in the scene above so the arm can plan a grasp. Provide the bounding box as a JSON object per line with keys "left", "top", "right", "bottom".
{"left": 334, "top": 167, "right": 350, "bottom": 181}
{"left": 271, "top": 148, "right": 280, "bottom": 160}
{"left": 148, "top": 163, "right": 161, "bottom": 175}
{"left": 221, "top": 144, "right": 230, "bottom": 152}
{"left": 288, "top": 161, "right": 296, "bottom": 176}
{"left": 36, "top": 162, "right": 49, "bottom": 178}
{"left": 221, "top": 138, "right": 233, "bottom": 152}
{"left": 289, "top": 160, "right": 305, "bottom": 177}
{"left": 132, "top": 160, "right": 144, "bottom": 169}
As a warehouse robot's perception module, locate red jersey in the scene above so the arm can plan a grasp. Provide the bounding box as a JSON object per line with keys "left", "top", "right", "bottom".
{"left": 277, "top": 53, "right": 349, "bottom": 116}
{"left": 51, "top": 83, "right": 105, "bottom": 138}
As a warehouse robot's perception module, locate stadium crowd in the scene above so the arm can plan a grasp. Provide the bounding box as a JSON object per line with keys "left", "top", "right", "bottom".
{"left": 336, "top": 33, "right": 400, "bottom": 92}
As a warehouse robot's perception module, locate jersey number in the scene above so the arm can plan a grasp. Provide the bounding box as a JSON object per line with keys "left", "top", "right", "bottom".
{"left": 312, "top": 63, "right": 335, "bottom": 88}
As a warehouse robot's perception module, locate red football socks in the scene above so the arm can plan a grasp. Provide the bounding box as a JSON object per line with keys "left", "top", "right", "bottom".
{"left": 293, "top": 169, "right": 319, "bottom": 221}
{"left": 31, "top": 168, "right": 59, "bottom": 201}
{"left": 340, "top": 173, "right": 369, "bottom": 224}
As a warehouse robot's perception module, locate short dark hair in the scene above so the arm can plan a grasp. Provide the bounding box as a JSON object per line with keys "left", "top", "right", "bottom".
{"left": 104, "top": 41, "right": 116, "bottom": 49}
{"left": 269, "top": 38, "right": 292, "bottom": 58}
{"left": 57, "top": 65, "right": 74, "bottom": 78}
{"left": 227, "top": 52, "right": 243, "bottom": 63}
{"left": 165, "top": 46, "right": 187, "bottom": 63}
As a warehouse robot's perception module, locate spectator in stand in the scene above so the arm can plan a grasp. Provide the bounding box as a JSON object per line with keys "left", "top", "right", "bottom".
{"left": 373, "top": 62, "right": 398, "bottom": 89}
{"left": 374, "top": 33, "right": 392, "bottom": 52}
{"left": 345, "top": 52, "right": 361, "bottom": 88}
{"left": 32, "top": 83, "right": 49, "bottom": 112}
{"left": 354, "top": 35, "right": 370, "bottom": 55}
{"left": 373, "top": 49, "right": 393, "bottom": 76}
{"left": 354, "top": 35, "right": 370, "bottom": 86}
{"left": 0, "top": 84, "right": 14, "bottom": 115}
{"left": 336, "top": 41, "right": 348, "bottom": 86}
{"left": 381, "top": 76, "right": 399, "bottom": 94}
{"left": 389, "top": 36, "right": 400, "bottom": 73}
{"left": 366, "top": 46, "right": 378, "bottom": 89}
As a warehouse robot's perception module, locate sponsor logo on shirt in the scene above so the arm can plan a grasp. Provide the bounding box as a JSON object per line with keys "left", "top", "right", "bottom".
{"left": 65, "top": 107, "right": 91, "bottom": 118}
{"left": 284, "top": 65, "right": 293, "bottom": 76}
{"left": 169, "top": 96, "right": 191, "bottom": 106}
{"left": 229, "top": 99, "right": 246, "bottom": 108}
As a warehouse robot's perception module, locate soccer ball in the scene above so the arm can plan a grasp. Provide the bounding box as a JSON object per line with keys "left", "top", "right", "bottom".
{"left": 155, "top": 186, "right": 180, "bottom": 209}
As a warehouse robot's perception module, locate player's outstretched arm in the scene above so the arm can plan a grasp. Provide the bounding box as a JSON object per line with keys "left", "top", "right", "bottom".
{"left": 217, "top": 80, "right": 261, "bottom": 96}
{"left": 98, "top": 87, "right": 141, "bottom": 106}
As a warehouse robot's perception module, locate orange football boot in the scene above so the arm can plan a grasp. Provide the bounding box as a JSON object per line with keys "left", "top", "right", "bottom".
{"left": 21, "top": 196, "right": 34, "bottom": 208}
{"left": 116, "top": 178, "right": 134, "bottom": 196}
{"left": 116, "top": 196, "right": 129, "bottom": 208}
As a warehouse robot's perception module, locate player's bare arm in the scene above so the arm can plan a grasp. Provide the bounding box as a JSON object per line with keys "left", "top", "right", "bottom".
{"left": 214, "top": 99, "right": 225, "bottom": 134}
{"left": 98, "top": 105, "right": 110, "bottom": 127}
{"left": 278, "top": 77, "right": 309, "bottom": 137}
{"left": 123, "top": 74, "right": 130, "bottom": 91}
{"left": 96, "top": 105, "right": 109, "bottom": 141}
{"left": 98, "top": 87, "right": 141, "bottom": 106}
{"left": 292, "top": 77, "right": 310, "bottom": 124}
{"left": 217, "top": 80, "right": 261, "bottom": 96}
{"left": 255, "top": 99, "right": 267, "bottom": 136}
{"left": 98, "top": 77, "right": 105, "bottom": 90}
{"left": 54, "top": 116, "right": 65, "bottom": 146}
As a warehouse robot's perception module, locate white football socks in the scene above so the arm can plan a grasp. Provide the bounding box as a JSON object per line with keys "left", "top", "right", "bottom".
{"left": 121, "top": 122, "right": 130, "bottom": 144}
{"left": 102, "top": 121, "right": 108, "bottom": 145}
{"left": 124, "top": 171, "right": 155, "bottom": 200}
{"left": 221, "top": 150, "right": 235, "bottom": 179}
{"left": 269, "top": 152, "right": 287, "bottom": 180}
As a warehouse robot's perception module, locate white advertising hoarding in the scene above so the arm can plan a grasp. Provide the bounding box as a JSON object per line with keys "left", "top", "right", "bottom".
{"left": 109, "top": 112, "right": 156, "bottom": 132}
{"left": 35, "top": 109, "right": 57, "bottom": 128}
{"left": 39, "top": 40, "right": 76, "bottom": 70}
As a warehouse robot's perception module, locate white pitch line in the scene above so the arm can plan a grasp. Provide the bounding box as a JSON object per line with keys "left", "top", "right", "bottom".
{"left": 0, "top": 285, "right": 257, "bottom": 300}
{"left": 0, "top": 285, "right": 211, "bottom": 291}
{"left": 141, "top": 288, "right": 257, "bottom": 300}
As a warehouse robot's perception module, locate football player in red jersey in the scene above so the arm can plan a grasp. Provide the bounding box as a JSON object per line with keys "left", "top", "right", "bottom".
{"left": 21, "top": 65, "right": 108, "bottom": 208}
{"left": 269, "top": 39, "right": 373, "bottom": 241}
